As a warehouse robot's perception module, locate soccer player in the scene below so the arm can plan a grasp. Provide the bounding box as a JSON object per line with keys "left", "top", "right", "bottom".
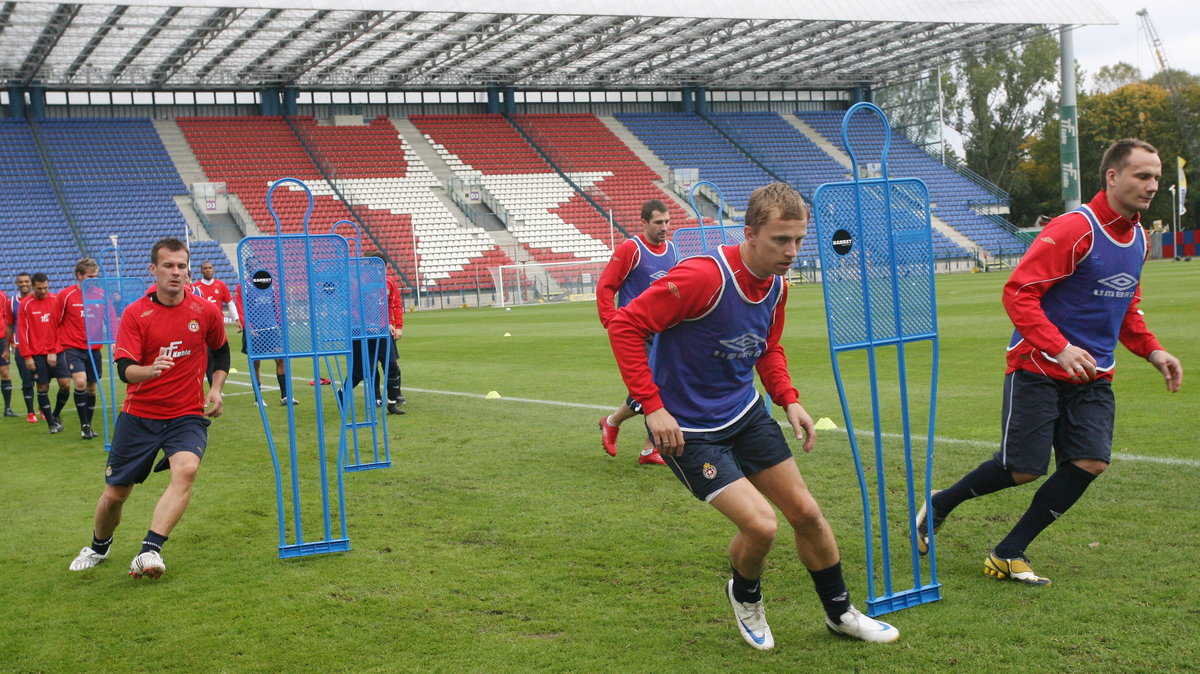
{"left": 607, "top": 183, "right": 899, "bottom": 649}
{"left": 233, "top": 282, "right": 295, "bottom": 406}
{"left": 596, "top": 200, "right": 675, "bottom": 465}
{"left": 56, "top": 258, "right": 103, "bottom": 439}
{"left": 7, "top": 273, "right": 37, "bottom": 421}
{"left": 18, "top": 273, "right": 65, "bottom": 433}
{"left": 0, "top": 287, "right": 14, "bottom": 417}
{"left": 341, "top": 252, "right": 405, "bottom": 415}
{"left": 916, "top": 139, "right": 1183, "bottom": 586}
{"left": 68, "top": 238, "right": 229, "bottom": 579}
{"left": 193, "top": 261, "right": 239, "bottom": 385}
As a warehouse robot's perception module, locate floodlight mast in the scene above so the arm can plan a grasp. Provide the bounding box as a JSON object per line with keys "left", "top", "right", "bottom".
{"left": 1136, "top": 8, "right": 1200, "bottom": 160}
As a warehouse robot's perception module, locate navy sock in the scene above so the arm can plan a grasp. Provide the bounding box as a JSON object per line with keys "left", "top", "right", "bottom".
{"left": 22, "top": 385, "right": 34, "bottom": 413}
{"left": 933, "top": 458, "right": 1017, "bottom": 517}
{"left": 994, "top": 463, "right": 1097, "bottom": 559}
{"left": 91, "top": 534, "right": 113, "bottom": 556}
{"left": 74, "top": 389, "right": 88, "bottom": 428}
{"left": 84, "top": 392, "right": 96, "bottom": 425}
{"left": 141, "top": 530, "right": 168, "bottom": 554}
{"left": 1, "top": 380, "right": 11, "bottom": 408}
{"left": 54, "top": 388, "right": 70, "bottom": 417}
{"left": 731, "top": 566, "right": 762, "bottom": 604}
{"left": 809, "top": 561, "right": 851, "bottom": 623}
{"left": 276, "top": 374, "right": 288, "bottom": 399}
{"left": 38, "top": 392, "right": 52, "bottom": 423}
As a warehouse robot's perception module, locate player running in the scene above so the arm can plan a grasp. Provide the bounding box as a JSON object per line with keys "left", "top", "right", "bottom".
{"left": 607, "top": 183, "right": 899, "bottom": 649}
{"left": 69, "top": 238, "right": 229, "bottom": 579}
{"left": 596, "top": 199, "right": 675, "bottom": 465}
{"left": 917, "top": 139, "right": 1183, "bottom": 586}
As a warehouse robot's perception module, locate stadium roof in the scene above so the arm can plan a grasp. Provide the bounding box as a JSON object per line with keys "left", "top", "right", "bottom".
{"left": 0, "top": 0, "right": 1116, "bottom": 91}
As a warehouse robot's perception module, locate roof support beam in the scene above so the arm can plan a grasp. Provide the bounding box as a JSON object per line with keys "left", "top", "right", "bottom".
{"left": 17, "top": 3, "right": 80, "bottom": 85}
{"left": 63, "top": 4, "right": 128, "bottom": 82}
{"left": 149, "top": 7, "right": 242, "bottom": 87}
{"left": 110, "top": 6, "right": 182, "bottom": 82}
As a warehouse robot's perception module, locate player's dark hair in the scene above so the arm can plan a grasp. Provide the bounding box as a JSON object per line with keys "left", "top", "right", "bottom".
{"left": 74, "top": 258, "right": 99, "bottom": 278}
{"left": 150, "top": 238, "right": 189, "bottom": 264}
{"left": 641, "top": 199, "right": 669, "bottom": 222}
{"left": 15, "top": 272, "right": 31, "bottom": 280}
{"left": 745, "top": 182, "right": 808, "bottom": 230}
{"left": 1099, "top": 139, "right": 1158, "bottom": 190}
{"left": 31, "top": 272, "right": 49, "bottom": 284}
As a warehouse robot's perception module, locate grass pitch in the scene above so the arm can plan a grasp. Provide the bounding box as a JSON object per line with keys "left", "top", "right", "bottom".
{"left": 1, "top": 261, "right": 1197, "bottom": 672}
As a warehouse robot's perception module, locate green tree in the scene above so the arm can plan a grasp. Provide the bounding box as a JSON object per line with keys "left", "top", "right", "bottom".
{"left": 943, "top": 34, "right": 1060, "bottom": 193}
{"left": 1090, "top": 62, "right": 1143, "bottom": 94}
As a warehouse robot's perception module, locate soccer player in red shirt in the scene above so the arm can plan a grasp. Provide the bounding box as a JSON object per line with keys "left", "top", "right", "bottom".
{"left": 69, "top": 238, "right": 230, "bottom": 580}
{"left": 18, "top": 272, "right": 65, "bottom": 433}
{"left": 342, "top": 252, "right": 406, "bottom": 415}
{"left": 193, "top": 261, "right": 239, "bottom": 384}
{"left": 596, "top": 200, "right": 674, "bottom": 465}
{"left": 0, "top": 286, "right": 14, "bottom": 417}
{"left": 56, "top": 258, "right": 103, "bottom": 439}
{"left": 917, "top": 139, "right": 1183, "bottom": 586}
{"left": 608, "top": 183, "right": 899, "bottom": 648}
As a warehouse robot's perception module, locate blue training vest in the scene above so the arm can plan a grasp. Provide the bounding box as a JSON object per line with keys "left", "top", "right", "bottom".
{"left": 653, "top": 248, "right": 784, "bottom": 432}
{"left": 618, "top": 237, "right": 677, "bottom": 308}
{"left": 1007, "top": 205, "right": 1146, "bottom": 372}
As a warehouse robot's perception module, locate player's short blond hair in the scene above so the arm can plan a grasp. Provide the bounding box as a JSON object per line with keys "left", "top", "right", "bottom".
{"left": 745, "top": 182, "right": 808, "bottom": 231}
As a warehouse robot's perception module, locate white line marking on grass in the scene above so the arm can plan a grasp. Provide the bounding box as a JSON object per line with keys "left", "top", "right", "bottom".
{"left": 219, "top": 378, "right": 1200, "bottom": 468}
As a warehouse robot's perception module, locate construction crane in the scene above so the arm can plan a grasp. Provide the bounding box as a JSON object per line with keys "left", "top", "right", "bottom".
{"left": 1136, "top": 8, "right": 1199, "bottom": 159}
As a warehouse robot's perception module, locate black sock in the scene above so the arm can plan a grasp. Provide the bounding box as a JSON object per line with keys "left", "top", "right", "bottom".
{"left": 74, "top": 389, "right": 88, "bottom": 427}
{"left": 54, "top": 388, "right": 70, "bottom": 417}
{"left": 84, "top": 392, "right": 96, "bottom": 425}
{"left": 809, "top": 561, "right": 851, "bottom": 623}
{"left": 22, "top": 385, "right": 34, "bottom": 413}
{"left": 1, "top": 380, "right": 11, "bottom": 408}
{"left": 731, "top": 566, "right": 762, "bottom": 604}
{"left": 91, "top": 533, "right": 113, "bottom": 556}
{"left": 994, "top": 463, "right": 1097, "bottom": 559}
{"left": 38, "top": 392, "right": 52, "bottom": 424}
{"left": 276, "top": 374, "right": 288, "bottom": 399}
{"left": 933, "top": 458, "right": 1017, "bottom": 517}
{"left": 141, "top": 530, "right": 168, "bottom": 554}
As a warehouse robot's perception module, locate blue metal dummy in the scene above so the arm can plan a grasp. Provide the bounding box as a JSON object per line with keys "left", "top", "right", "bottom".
{"left": 327, "top": 219, "right": 392, "bottom": 472}
{"left": 813, "top": 102, "right": 942, "bottom": 616}
{"left": 82, "top": 246, "right": 146, "bottom": 453}
{"left": 673, "top": 181, "right": 744, "bottom": 259}
{"left": 239, "top": 177, "right": 353, "bottom": 558}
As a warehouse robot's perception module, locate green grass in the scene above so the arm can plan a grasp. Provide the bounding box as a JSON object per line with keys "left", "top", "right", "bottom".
{"left": 2, "top": 261, "right": 1197, "bottom": 672}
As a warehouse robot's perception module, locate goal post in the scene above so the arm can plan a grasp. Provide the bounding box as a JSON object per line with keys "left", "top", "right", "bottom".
{"left": 491, "top": 258, "right": 610, "bottom": 307}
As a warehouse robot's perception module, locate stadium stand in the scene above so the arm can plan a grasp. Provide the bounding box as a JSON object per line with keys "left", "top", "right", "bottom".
{"left": 797, "top": 111, "right": 1025, "bottom": 255}
{"left": 509, "top": 114, "right": 701, "bottom": 234}
{"left": 35, "top": 118, "right": 237, "bottom": 285}
{"left": 0, "top": 120, "right": 82, "bottom": 290}
{"left": 177, "top": 115, "right": 513, "bottom": 292}
{"left": 410, "top": 114, "right": 620, "bottom": 266}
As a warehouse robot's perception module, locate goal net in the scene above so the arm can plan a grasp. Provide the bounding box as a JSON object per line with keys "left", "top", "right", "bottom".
{"left": 491, "top": 258, "right": 609, "bottom": 308}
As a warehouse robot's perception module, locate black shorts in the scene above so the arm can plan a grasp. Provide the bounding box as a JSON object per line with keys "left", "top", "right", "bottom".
{"left": 995, "top": 369, "right": 1115, "bottom": 476}
{"left": 29, "top": 354, "right": 66, "bottom": 384}
{"left": 63, "top": 347, "right": 102, "bottom": 382}
{"left": 0, "top": 336, "right": 8, "bottom": 366}
{"left": 105, "top": 413, "right": 211, "bottom": 486}
{"left": 665, "top": 401, "right": 793, "bottom": 502}
{"left": 12, "top": 347, "right": 33, "bottom": 383}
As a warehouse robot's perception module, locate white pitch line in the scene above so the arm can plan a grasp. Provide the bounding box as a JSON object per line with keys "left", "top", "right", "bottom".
{"left": 217, "top": 378, "right": 1200, "bottom": 469}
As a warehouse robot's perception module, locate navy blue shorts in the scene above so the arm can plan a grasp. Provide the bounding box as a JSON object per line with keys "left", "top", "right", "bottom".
{"left": 995, "top": 369, "right": 1115, "bottom": 476}
{"left": 0, "top": 336, "right": 8, "bottom": 366}
{"left": 105, "top": 413, "right": 211, "bottom": 486}
{"left": 12, "top": 347, "right": 33, "bottom": 383}
{"left": 29, "top": 354, "right": 66, "bottom": 384}
{"left": 664, "top": 401, "right": 793, "bottom": 502}
{"left": 63, "top": 347, "right": 102, "bottom": 382}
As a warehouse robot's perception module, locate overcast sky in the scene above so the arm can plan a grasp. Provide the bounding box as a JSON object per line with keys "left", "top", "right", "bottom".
{"left": 1071, "top": 0, "right": 1199, "bottom": 85}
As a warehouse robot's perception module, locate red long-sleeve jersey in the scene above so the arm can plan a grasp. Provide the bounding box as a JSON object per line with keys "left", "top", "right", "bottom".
{"left": 18, "top": 294, "right": 61, "bottom": 356}
{"left": 1003, "top": 190, "right": 1161, "bottom": 382}
{"left": 56, "top": 284, "right": 100, "bottom": 351}
{"left": 596, "top": 235, "right": 668, "bottom": 328}
{"left": 607, "top": 245, "right": 798, "bottom": 415}
{"left": 386, "top": 276, "right": 403, "bottom": 330}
